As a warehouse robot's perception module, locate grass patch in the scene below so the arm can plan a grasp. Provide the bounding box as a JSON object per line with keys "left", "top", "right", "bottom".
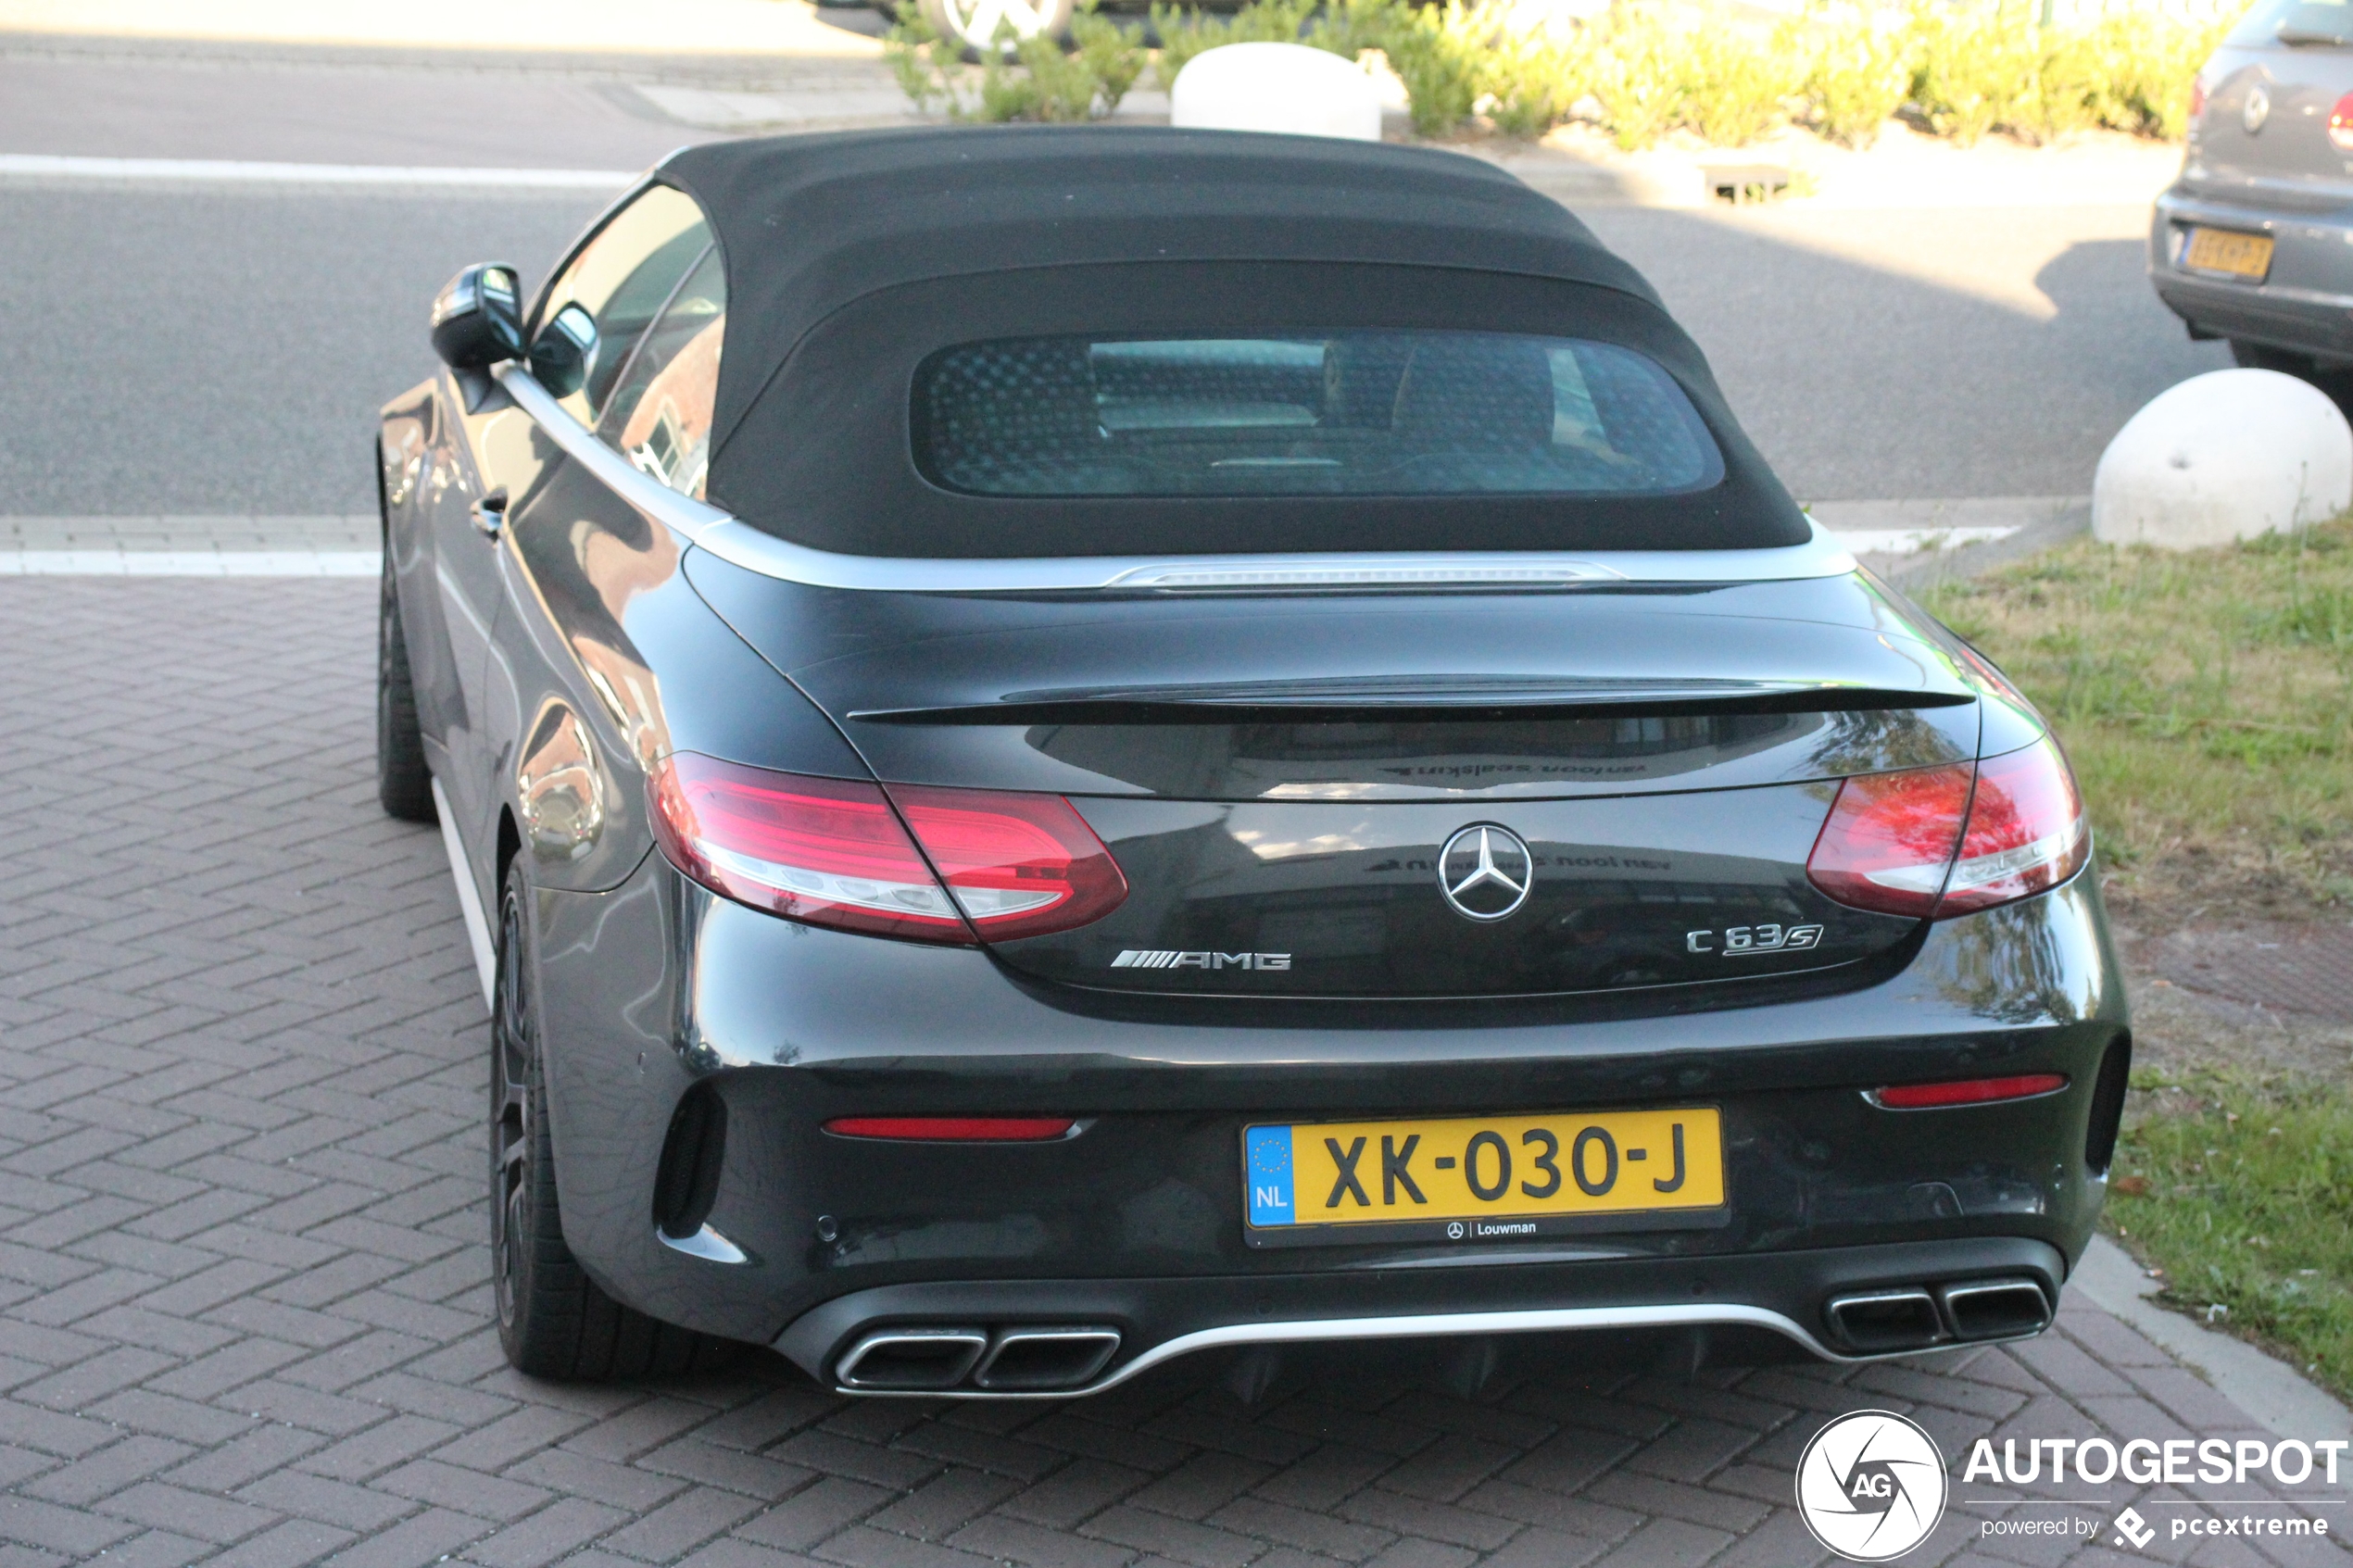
{"left": 2108, "top": 1070, "right": 2353, "bottom": 1399}
{"left": 1913, "top": 520, "right": 2353, "bottom": 926}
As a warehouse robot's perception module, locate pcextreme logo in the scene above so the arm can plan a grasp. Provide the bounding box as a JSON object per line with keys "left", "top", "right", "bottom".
{"left": 1796, "top": 1411, "right": 1948, "bottom": 1562}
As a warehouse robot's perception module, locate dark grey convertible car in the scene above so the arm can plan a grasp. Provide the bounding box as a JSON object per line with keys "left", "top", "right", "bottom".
{"left": 378, "top": 127, "right": 2126, "bottom": 1394}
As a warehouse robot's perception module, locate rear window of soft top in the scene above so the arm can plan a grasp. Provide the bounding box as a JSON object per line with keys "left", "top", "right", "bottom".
{"left": 912, "top": 331, "right": 1724, "bottom": 499}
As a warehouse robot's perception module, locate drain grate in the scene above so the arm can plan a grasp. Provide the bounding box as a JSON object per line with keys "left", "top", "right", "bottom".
{"left": 2138, "top": 923, "right": 2353, "bottom": 1023}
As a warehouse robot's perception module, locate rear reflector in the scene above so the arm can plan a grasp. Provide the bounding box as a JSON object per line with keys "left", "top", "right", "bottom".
{"left": 824, "top": 1117, "right": 1076, "bottom": 1141}
{"left": 1806, "top": 737, "right": 2088, "bottom": 921}
{"left": 1869, "top": 1073, "right": 2068, "bottom": 1110}
{"left": 648, "top": 754, "right": 1126, "bottom": 945}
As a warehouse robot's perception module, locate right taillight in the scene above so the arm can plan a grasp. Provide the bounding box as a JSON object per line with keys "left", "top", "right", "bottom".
{"left": 1806, "top": 738, "right": 2088, "bottom": 920}
{"left": 647, "top": 753, "right": 1126, "bottom": 945}
{"left": 2330, "top": 90, "right": 2353, "bottom": 150}
{"left": 2190, "top": 74, "right": 2208, "bottom": 126}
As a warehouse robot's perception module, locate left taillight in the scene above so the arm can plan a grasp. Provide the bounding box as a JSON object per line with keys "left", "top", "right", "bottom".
{"left": 2331, "top": 90, "right": 2353, "bottom": 151}
{"left": 1806, "top": 736, "right": 2089, "bottom": 921}
{"left": 648, "top": 754, "right": 1126, "bottom": 945}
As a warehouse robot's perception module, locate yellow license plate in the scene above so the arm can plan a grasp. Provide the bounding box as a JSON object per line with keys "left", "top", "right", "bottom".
{"left": 2183, "top": 227, "right": 2273, "bottom": 281}
{"left": 1244, "top": 1108, "right": 1724, "bottom": 1241}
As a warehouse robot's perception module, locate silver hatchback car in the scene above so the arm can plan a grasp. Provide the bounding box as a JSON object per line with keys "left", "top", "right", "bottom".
{"left": 2152, "top": 0, "right": 2353, "bottom": 389}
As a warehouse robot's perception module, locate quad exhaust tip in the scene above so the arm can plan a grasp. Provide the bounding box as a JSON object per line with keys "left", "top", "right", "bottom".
{"left": 837, "top": 1324, "right": 1123, "bottom": 1393}
{"left": 1824, "top": 1277, "right": 2052, "bottom": 1354}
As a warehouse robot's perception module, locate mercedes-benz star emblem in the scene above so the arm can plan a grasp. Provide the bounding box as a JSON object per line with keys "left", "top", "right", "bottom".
{"left": 2245, "top": 82, "right": 2271, "bottom": 134}
{"left": 1437, "top": 824, "right": 1534, "bottom": 922}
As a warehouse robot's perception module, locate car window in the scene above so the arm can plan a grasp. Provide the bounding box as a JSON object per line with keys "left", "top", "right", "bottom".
{"left": 531, "top": 185, "right": 712, "bottom": 429}
{"left": 2230, "top": 0, "right": 2352, "bottom": 44}
{"left": 599, "top": 246, "right": 725, "bottom": 499}
{"left": 911, "top": 332, "right": 1722, "bottom": 498}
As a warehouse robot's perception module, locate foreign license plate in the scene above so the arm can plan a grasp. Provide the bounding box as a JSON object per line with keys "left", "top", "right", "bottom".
{"left": 2182, "top": 227, "right": 2274, "bottom": 282}
{"left": 1243, "top": 1108, "right": 1726, "bottom": 1248}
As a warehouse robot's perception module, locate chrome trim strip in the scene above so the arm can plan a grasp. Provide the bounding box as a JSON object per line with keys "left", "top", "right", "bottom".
{"left": 830, "top": 1301, "right": 1920, "bottom": 1399}
{"left": 493, "top": 363, "right": 1861, "bottom": 593}
{"left": 430, "top": 778, "right": 496, "bottom": 1010}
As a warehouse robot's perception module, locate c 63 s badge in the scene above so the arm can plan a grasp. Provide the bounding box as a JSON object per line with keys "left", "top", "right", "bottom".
{"left": 1112, "top": 951, "right": 1292, "bottom": 971}
{"left": 1687, "top": 922, "right": 1824, "bottom": 956}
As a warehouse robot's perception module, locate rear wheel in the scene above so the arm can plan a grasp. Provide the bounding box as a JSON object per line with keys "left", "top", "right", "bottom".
{"left": 490, "top": 863, "right": 726, "bottom": 1379}
{"left": 376, "top": 553, "right": 435, "bottom": 823}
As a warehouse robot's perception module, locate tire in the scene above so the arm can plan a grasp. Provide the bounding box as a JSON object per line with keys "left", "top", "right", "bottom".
{"left": 376, "top": 549, "right": 436, "bottom": 823}
{"left": 919, "top": 0, "right": 1075, "bottom": 57}
{"left": 490, "top": 864, "right": 728, "bottom": 1380}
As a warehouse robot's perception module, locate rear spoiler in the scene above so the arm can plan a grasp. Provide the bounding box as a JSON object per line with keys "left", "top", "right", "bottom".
{"left": 849, "top": 677, "right": 1972, "bottom": 726}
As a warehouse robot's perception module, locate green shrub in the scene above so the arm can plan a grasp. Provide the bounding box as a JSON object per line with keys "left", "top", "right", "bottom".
{"left": 885, "top": 0, "right": 1143, "bottom": 121}
{"left": 2085, "top": 6, "right": 2234, "bottom": 138}
{"left": 892, "top": 0, "right": 2241, "bottom": 150}
{"left": 1483, "top": 25, "right": 1585, "bottom": 137}
{"left": 1678, "top": 19, "right": 1804, "bottom": 146}
{"left": 1149, "top": 0, "right": 1333, "bottom": 90}
{"left": 1911, "top": 1, "right": 2041, "bottom": 143}
{"left": 1584, "top": 5, "right": 1687, "bottom": 149}
{"left": 1383, "top": 0, "right": 1490, "bottom": 135}
{"left": 1803, "top": 6, "right": 1915, "bottom": 146}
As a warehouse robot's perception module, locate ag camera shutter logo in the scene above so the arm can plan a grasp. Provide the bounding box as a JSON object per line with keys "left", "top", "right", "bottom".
{"left": 1796, "top": 1411, "right": 1949, "bottom": 1561}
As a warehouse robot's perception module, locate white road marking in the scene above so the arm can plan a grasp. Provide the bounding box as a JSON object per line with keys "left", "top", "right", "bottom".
{"left": 0, "top": 154, "right": 635, "bottom": 188}
{"left": 1829, "top": 526, "right": 2020, "bottom": 557}
{"left": 0, "top": 549, "right": 381, "bottom": 575}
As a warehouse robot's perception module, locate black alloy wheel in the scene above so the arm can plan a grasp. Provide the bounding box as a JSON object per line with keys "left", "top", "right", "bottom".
{"left": 376, "top": 546, "right": 436, "bottom": 823}
{"left": 489, "top": 862, "right": 725, "bottom": 1379}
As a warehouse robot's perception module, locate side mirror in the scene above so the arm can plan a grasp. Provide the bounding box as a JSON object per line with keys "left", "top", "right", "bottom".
{"left": 430, "top": 263, "right": 523, "bottom": 370}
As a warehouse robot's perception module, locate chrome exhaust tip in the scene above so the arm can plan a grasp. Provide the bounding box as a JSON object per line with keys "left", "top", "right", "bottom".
{"left": 1938, "top": 1279, "right": 2052, "bottom": 1342}
{"left": 836, "top": 1327, "right": 988, "bottom": 1390}
{"left": 972, "top": 1326, "right": 1123, "bottom": 1391}
{"left": 1824, "top": 1288, "right": 1946, "bottom": 1353}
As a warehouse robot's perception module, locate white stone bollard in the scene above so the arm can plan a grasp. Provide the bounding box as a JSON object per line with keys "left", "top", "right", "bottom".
{"left": 2092, "top": 369, "right": 2353, "bottom": 549}
{"left": 1169, "top": 43, "right": 1383, "bottom": 143}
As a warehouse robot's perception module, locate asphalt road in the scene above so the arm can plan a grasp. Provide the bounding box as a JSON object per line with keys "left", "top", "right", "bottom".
{"left": 0, "top": 41, "right": 2231, "bottom": 516}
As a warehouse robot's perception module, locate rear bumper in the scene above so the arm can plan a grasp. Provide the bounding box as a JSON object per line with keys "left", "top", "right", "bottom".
{"left": 774, "top": 1236, "right": 2069, "bottom": 1395}
{"left": 2150, "top": 187, "right": 2353, "bottom": 358}
{"left": 530, "top": 854, "right": 2127, "bottom": 1368}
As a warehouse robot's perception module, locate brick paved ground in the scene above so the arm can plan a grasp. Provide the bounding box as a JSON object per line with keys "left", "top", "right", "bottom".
{"left": 1, "top": 579, "right": 2343, "bottom": 1568}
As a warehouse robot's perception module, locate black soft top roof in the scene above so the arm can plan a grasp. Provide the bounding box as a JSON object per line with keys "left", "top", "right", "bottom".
{"left": 655, "top": 127, "right": 1806, "bottom": 558}
{"left": 661, "top": 127, "right": 1657, "bottom": 438}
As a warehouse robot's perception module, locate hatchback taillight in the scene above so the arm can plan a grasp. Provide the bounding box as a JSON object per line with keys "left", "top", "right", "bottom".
{"left": 648, "top": 754, "right": 1126, "bottom": 944}
{"left": 2190, "top": 75, "right": 2208, "bottom": 125}
{"left": 2331, "top": 90, "right": 2353, "bottom": 150}
{"left": 1806, "top": 738, "right": 2088, "bottom": 920}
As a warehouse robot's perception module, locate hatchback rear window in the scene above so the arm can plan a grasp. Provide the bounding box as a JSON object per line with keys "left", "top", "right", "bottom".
{"left": 912, "top": 332, "right": 1723, "bottom": 498}
{"left": 2231, "top": 0, "right": 2353, "bottom": 44}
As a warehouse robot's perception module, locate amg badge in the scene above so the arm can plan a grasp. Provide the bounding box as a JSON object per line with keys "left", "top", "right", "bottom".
{"left": 1112, "top": 950, "right": 1293, "bottom": 971}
